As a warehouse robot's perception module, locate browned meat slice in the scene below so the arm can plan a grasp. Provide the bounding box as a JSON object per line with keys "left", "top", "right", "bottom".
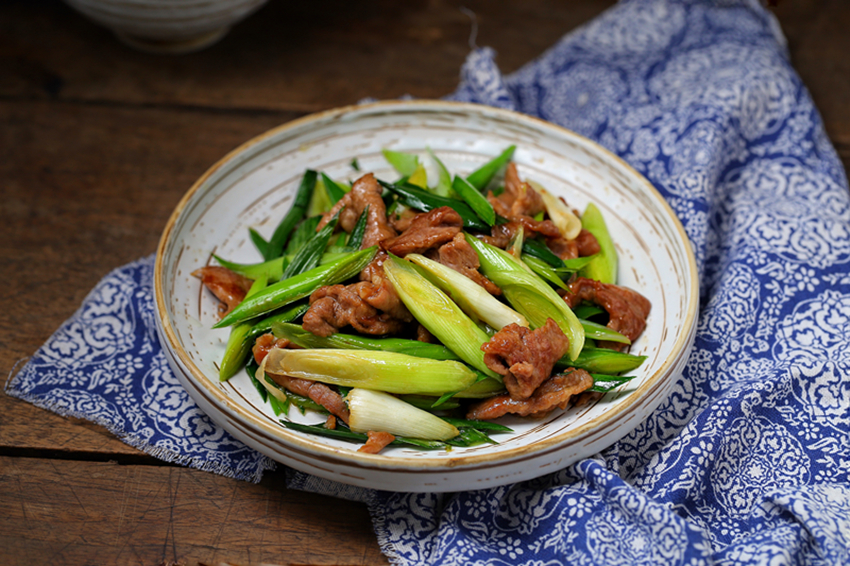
{"left": 266, "top": 371, "right": 351, "bottom": 424}
{"left": 466, "top": 368, "right": 593, "bottom": 420}
{"left": 480, "top": 221, "right": 518, "bottom": 248}
{"left": 547, "top": 229, "right": 601, "bottom": 260}
{"left": 389, "top": 207, "right": 419, "bottom": 233}
{"left": 252, "top": 333, "right": 277, "bottom": 364}
{"left": 481, "top": 319, "right": 570, "bottom": 400}
{"left": 547, "top": 236, "right": 578, "bottom": 261}
{"left": 358, "top": 250, "right": 388, "bottom": 283}
{"left": 358, "top": 431, "right": 396, "bottom": 454}
{"left": 486, "top": 199, "right": 563, "bottom": 241}
{"left": 325, "top": 415, "right": 337, "bottom": 430}
{"left": 514, "top": 215, "right": 562, "bottom": 239}
{"left": 575, "top": 229, "right": 602, "bottom": 257}
{"left": 302, "top": 278, "right": 413, "bottom": 337}
{"left": 317, "top": 173, "right": 397, "bottom": 248}
{"left": 356, "top": 251, "right": 411, "bottom": 321}
{"left": 562, "top": 277, "right": 651, "bottom": 344}
{"left": 354, "top": 277, "right": 411, "bottom": 322}
{"left": 430, "top": 232, "right": 501, "bottom": 295}
{"left": 416, "top": 324, "right": 436, "bottom": 343}
{"left": 252, "top": 333, "right": 299, "bottom": 365}
{"left": 382, "top": 206, "right": 463, "bottom": 257}
{"left": 303, "top": 285, "right": 375, "bottom": 337}
{"left": 503, "top": 162, "right": 546, "bottom": 218}
{"left": 192, "top": 266, "right": 253, "bottom": 318}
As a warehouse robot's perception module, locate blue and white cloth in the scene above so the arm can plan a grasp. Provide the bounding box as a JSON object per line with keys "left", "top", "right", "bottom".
{"left": 7, "top": 0, "right": 850, "bottom": 563}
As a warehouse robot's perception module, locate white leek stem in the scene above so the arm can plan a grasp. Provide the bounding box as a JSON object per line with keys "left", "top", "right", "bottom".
{"left": 530, "top": 181, "right": 582, "bottom": 240}
{"left": 347, "top": 388, "right": 459, "bottom": 440}
{"left": 406, "top": 253, "right": 528, "bottom": 330}
{"left": 263, "top": 348, "right": 478, "bottom": 395}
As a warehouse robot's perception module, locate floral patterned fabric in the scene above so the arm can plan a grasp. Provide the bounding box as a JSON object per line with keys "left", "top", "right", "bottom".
{"left": 6, "top": 0, "right": 850, "bottom": 563}
{"left": 355, "top": 0, "right": 850, "bottom": 564}
{"left": 5, "top": 255, "right": 275, "bottom": 482}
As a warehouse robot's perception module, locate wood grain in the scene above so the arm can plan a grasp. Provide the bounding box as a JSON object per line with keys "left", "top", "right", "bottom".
{"left": 0, "top": 101, "right": 299, "bottom": 459}
{"left": 0, "top": 456, "right": 386, "bottom": 565}
{"left": 774, "top": 0, "right": 850, "bottom": 144}
{"left": 1, "top": 0, "right": 848, "bottom": 564}
{"left": 0, "top": 0, "right": 618, "bottom": 111}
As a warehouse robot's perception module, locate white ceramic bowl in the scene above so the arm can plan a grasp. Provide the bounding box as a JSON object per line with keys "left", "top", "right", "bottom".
{"left": 154, "top": 100, "right": 699, "bottom": 492}
{"left": 64, "top": 0, "right": 267, "bottom": 53}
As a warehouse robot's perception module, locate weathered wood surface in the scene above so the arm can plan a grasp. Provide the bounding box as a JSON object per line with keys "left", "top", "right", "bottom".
{"left": 0, "top": 457, "right": 383, "bottom": 566}
{"left": 2, "top": 0, "right": 848, "bottom": 564}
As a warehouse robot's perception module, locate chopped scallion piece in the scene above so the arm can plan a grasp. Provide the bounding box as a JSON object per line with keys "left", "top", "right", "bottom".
{"left": 213, "top": 247, "right": 377, "bottom": 328}
{"left": 452, "top": 174, "right": 496, "bottom": 226}
{"left": 465, "top": 235, "right": 585, "bottom": 360}
{"left": 572, "top": 304, "right": 605, "bottom": 320}
{"left": 581, "top": 319, "right": 631, "bottom": 344}
{"left": 579, "top": 202, "right": 618, "bottom": 284}
{"left": 522, "top": 238, "right": 564, "bottom": 268}
{"left": 440, "top": 418, "right": 513, "bottom": 433}
{"left": 588, "top": 373, "right": 637, "bottom": 392}
{"left": 249, "top": 228, "right": 270, "bottom": 258}
{"left": 406, "top": 253, "right": 527, "bottom": 330}
{"left": 272, "top": 322, "right": 461, "bottom": 361}
{"left": 347, "top": 388, "right": 460, "bottom": 440}
{"left": 407, "top": 163, "right": 429, "bottom": 188}
{"left": 345, "top": 206, "right": 369, "bottom": 251}
{"left": 281, "top": 211, "right": 338, "bottom": 279}
{"left": 262, "top": 348, "right": 479, "bottom": 396}
{"left": 522, "top": 255, "right": 568, "bottom": 291}
{"left": 284, "top": 216, "right": 322, "bottom": 257}
{"left": 466, "top": 145, "right": 516, "bottom": 192}
{"left": 382, "top": 149, "right": 419, "bottom": 177}
{"left": 321, "top": 172, "right": 350, "bottom": 204}
{"left": 383, "top": 255, "right": 501, "bottom": 380}
{"left": 213, "top": 254, "right": 287, "bottom": 282}
{"left": 266, "top": 169, "right": 317, "bottom": 260}
{"left": 559, "top": 347, "right": 645, "bottom": 374}
{"left": 428, "top": 148, "right": 454, "bottom": 197}
{"left": 307, "top": 176, "right": 333, "bottom": 216}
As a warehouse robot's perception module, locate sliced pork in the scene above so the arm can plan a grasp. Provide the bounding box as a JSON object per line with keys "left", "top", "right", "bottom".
{"left": 192, "top": 265, "right": 253, "bottom": 318}
{"left": 481, "top": 319, "right": 570, "bottom": 400}
{"left": 303, "top": 280, "right": 413, "bottom": 337}
{"left": 562, "top": 277, "right": 651, "bottom": 345}
{"left": 431, "top": 232, "right": 501, "bottom": 295}
{"left": 317, "top": 173, "right": 396, "bottom": 248}
{"left": 382, "top": 206, "right": 462, "bottom": 256}
{"left": 547, "top": 229, "right": 601, "bottom": 260}
{"left": 358, "top": 430, "right": 396, "bottom": 454}
{"left": 466, "top": 368, "right": 593, "bottom": 420}
{"left": 266, "top": 371, "right": 351, "bottom": 424}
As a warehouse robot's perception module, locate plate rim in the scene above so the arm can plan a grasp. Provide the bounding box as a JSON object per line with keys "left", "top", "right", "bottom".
{"left": 153, "top": 99, "right": 700, "bottom": 474}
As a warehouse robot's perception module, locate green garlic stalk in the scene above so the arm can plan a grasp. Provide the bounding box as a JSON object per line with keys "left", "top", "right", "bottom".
{"left": 213, "top": 246, "right": 377, "bottom": 328}
{"left": 347, "top": 388, "right": 460, "bottom": 441}
{"left": 465, "top": 234, "right": 585, "bottom": 360}
{"left": 262, "top": 348, "right": 479, "bottom": 396}
{"left": 382, "top": 254, "right": 501, "bottom": 380}
{"left": 405, "top": 253, "right": 527, "bottom": 330}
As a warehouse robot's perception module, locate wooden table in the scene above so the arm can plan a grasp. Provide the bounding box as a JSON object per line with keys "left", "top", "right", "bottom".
{"left": 2, "top": 1, "right": 847, "bottom": 564}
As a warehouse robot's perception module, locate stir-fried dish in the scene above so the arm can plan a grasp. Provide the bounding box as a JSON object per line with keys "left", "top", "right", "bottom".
{"left": 194, "top": 147, "right": 651, "bottom": 454}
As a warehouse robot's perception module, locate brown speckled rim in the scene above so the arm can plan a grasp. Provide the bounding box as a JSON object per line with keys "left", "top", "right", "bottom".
{"left": 154, "top": 99, "right": 699, "bottom": 474}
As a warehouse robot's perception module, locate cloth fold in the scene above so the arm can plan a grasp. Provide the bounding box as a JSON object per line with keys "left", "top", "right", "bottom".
{"left": 7, "top": 0, "right": 850, "bottom": 564}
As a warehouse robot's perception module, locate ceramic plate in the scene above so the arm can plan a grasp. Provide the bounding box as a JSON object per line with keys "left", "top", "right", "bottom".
{"left": 154, "top": 100, "right": 699, "bottom": 492}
